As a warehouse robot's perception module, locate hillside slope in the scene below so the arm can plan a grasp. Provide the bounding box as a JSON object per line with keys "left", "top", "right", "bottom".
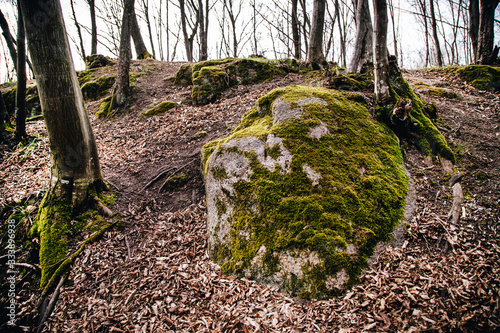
{"left": 0, "top": 59, "right": 499, "bottom": 332}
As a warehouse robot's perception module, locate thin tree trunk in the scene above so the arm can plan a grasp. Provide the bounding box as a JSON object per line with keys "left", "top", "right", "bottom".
{"left": 131, "top": 8, "right": 153, "bottom": 59}
{"left": 70, "top": 0, "right": 86, "bottom": 61}
{"left": 15, "top": 4, "right": 27, "bottom": 141}
{"left": 179, "top": 0, "right": 195, "bottom": 61}
{"left": 348, "top": 0, "right": 373, "bottom": 73}
{"left": 469, "top": 0, "right": 479, "bottom": 62}
{"left": 373, "top": 0, "right": 390, "bottom": 104}
{"left": 477, "top": 0, "right": 499, "bottom": 64}
{"left": 291, "top": 0, "right": 301, "bottom": 59}
{"left": 89, "top": 0, "right": 97, "bottom": 55}
{"left": 307, "top": 0, "right": 326, "bottom": 67}
{"left": 198, "top": 0, "right": 208, "bottom": 61}
{"left": 252, "top": 0, "right": 258, "bottom": 54}
{"left": 0, "top": 9, "right": 18, "bottom": 72}
{"left": 111, "top": 0, "right": 134, "bottom": 110}
{"left": 429, "top": 0, "right": 443, "bottom": 67}
{"left": 141, "top": 0, "right": 156, "bottom": 58}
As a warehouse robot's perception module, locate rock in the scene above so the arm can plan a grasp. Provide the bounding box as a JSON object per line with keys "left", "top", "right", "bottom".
{"left": 202, "top": 85, "right": 408, "bottom": 299}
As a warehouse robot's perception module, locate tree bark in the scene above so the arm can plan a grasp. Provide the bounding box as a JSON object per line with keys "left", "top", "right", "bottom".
{"left": 198, "top": 0, "right": 208, "bottom": 61}
{"left": 20, "top": 0, "right": 102, "bottom": 203}
{"left": 0, "top": 9, "right": 18, "bottom": 73}
{"left": 20, "top": 0, "right": 103, "bottom": 289}
{"left": 111, "top": 0, "right": 134, "bottom": 110}
{"left": 179, "top": 0, "right": 199, "bottom": 62}
{"left": 348, "top": 0, "right": 373, "bottom": 73}
{"left": 131, "top": 7, "right": 153, "bottom": 59}
{"left": 373, "top": 0, "right": 390, "bottom": 104}
{"left": 429, "top": 0, "right": 443, "bottom": 67}
{"left": 15, "top": 4, "right": 27, "bottom": 141}
{"left": 307, "top": 0, "right": 326, "bottom": 67}
{"left": 291, "top": 0, "right": 301, "bottom": 59}
{"left": 477, "top": 0, "right": 499, "bottom": 64}
{"left": 88, "top": 0, "right": 97, "bottom": 55}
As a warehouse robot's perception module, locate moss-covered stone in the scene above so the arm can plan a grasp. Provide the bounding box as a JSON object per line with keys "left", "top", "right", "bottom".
{"left": 142, "top": 101, "right": 177, "bottom": 117}
{"left": 2, "top": 83, "right": 41, "bottom": 118}
{"left": 185, "top": 57, "right": 287, "bottom": 105}
{"left": 411, "top": 81, "right": 458, "bottom": 99}
{"left": 85, "top": 54, "right": 114, "bottom": 69}
{"left": 96, "top": 96, "right": 112, "bottom": 119}
{"left": 203, "top": 85, "right": 408, "bottom": 299}
{"left": 174, "top": 64, "right": 193, "bottom": 86}
{"left": 456, "top": 65, "right": 500, "bottom": 92}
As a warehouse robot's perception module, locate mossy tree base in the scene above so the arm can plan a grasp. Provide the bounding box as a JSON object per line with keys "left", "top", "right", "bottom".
{"left": 377, "top": 57, "right": 456, "bottom": 164}
{"left": 32, "top": 179, "right": 112, "bottom": 290}
{"left": 203, "top": 85, "right": 408, "bottom": 299}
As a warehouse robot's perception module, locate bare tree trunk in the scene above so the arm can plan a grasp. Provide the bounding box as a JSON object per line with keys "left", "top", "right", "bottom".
{"left": 20, "top": 0, "right": 103, "bottom": 288}
{"left": 299, "top": 0, "right": 310, "bottom": 52}
{"left": 198, "top": 0, "right": 208, "bottom": 61}
{"left": 70, "top": 0, "right": 86, "bottom": 61}
{"left": 131, "top": 8, "right": 153, "bottom": 59}
{"left": 252, "top": 0, "right": 258, "bottom": 54}
{"left": 15, "top": 4, "right": 27, "bottom": 141}
{"left": 477, "top": 0, "right": 499, "bottom": 64}
{"left": 429, "top": 0, "right": 443, "bottom": 67}
{"left": 111, "top": 0, "right": 134, "bottom": 110}
{"left": 307, "top": 0, "right": 326, "bottom": 67}
{"left": 291, "top": 0, "right": 301, "bottom": 59}
{"left": 373, "top": 0, "right": 390, "bottom": 104}
{"left": 388, "top": 0, "right": 398, "bottom": 61}
{"left": 179, "top": 0, "right": 199, "bottom": 61}
{"left": 469, "top": 0, "right": 479, "bottom": 62}
{"left": 89, "top": 0, "right": 97, "bottom": 54}
{"left": 139, "top": 0, "right": 156, "bottom": 58}
{"left": 0, "top": 9, "right": 18, "bottom": 72}
{"left": 348, "top": 0, "right": 373, "bottom": 73}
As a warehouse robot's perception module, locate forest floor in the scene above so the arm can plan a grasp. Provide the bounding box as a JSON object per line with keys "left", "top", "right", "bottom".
{"left": 0, "top": 59, "right": 499, "bottom": 332}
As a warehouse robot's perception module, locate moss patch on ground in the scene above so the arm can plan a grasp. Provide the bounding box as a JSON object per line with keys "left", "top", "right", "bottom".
{"left": 142, "top": 101, "right": 177, "bottom": 117}
{"left": 203, "top": 85, "right": 408, "bottom": 299}
{"left": 456, "top": 65, "right": 500, "bottom": 92}
{"left": 411, "top": 81, "right": 459, "bottom": 99}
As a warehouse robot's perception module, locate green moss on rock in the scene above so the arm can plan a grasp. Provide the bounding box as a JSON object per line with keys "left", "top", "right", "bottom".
{"left": 142, "top": 101, "right": 177, "bottom": 116}
{"left": 174, "top": 64, "right": 193, "bottom": 86}
{"left": 96, "top": 96, "right": 112, "bottom": 119}
{"left": 411, "top": 81, "right": 458, "bottom": 99}
{"left": 203, "top": 85, "right": 408, "bottom": 299}
{"left": 456, "top": 65, "right": 500, "bottom": 92}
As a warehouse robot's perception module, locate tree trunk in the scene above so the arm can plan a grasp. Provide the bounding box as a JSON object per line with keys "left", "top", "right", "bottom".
{"left": 373, "top": 0, "right": 390, "bottom": 104}
{"left": 15, "top": 4, "right": 27, "bottom": 141}
{"left": 307, "top": 0, "right": 326, "bottom": 67}
{"left": 111, "top": 0, "right": 134, "bottom": 110}
{"left": 142, "top": 0, "right": 156, "bottom": 58}
{"left": 198, "top": 0, "right": 208, "bottom": 61}
{"left": 20, "top": 0, "right": 103, "bottom": 288}
{"left": 477, "top": 0, "right": 499, "bottom": 64}
{"left": 70, "top": 0, "right": 86, "bottom": 61}
{"left": 429, "top": 0, "right": 443, "bottom": 67}
{"left": 0, "top": 9, "right": 18, "bottom": 72}
{"left": 131, "top": 8, "right": 153, "bottom": 59}
{"left": 179, "top": 0, "right": 197, "bottom": 62}
{"left": 291, "top": 0, "right": 301, "bottom": 59}
{"left": 348, "top": 0, "right": 373, "bottom": 73}
{"left": 469, "top": 0, "right": 479, "bottom": 62}
{"left": 89, "top": 0, "right": 97, "bottom": 54}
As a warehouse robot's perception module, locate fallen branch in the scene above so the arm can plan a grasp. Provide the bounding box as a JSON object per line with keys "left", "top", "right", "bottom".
{"left": 159, "top": 159, "right": 196, "bottom": 193}
{"left": 141, "top": 166, "right": 174, "bottom": 192}
{"left": 36, "top": 275, "right": 67, "bottom": 333}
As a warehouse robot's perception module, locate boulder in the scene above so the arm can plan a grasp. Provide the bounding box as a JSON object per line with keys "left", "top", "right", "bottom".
{"left": 202, "top": 85, "right": 408, "bottom": 299}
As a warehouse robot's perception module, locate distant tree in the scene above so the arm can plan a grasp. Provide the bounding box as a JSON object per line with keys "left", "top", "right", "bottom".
{"left": 429, "top": 0, "right": 443, "bottom": 66}
{"left": 138, "top": 0, "right": 156, "bottom": 58}
{"left": 198, "top": 0, "right": 209, "bottom": 61}
{"left": 476, "top": 0, "right": 499, "bottom": 64}
{"left": 0, "top": 9, "right": 18, "bottom": 73}
{"left": 373, "top": 0, "right": 390, "bottom": 103}
{"left": 88, "top": 0, "right": 98, "bottom": 54}
{"left": 348, "top": 0, "right": 373, "bottom": 73}
{"left": 291, "top": 0, "right": 301, "bottom": 59}
{"left": 179, "top": 0, "right": 199, "bottom": 61}
{"left": 15, "top": 4, "right": 27, "bottom": 141}
{"left": 19, "top": 0, "right": 103, "bottom": 287}
{"left": 307, "top": 0, "right": 326, "bottom": 67}
{"left": 469, "top": 0, "right": 479, "bottom": 62}
{"left": 131, "top": 8, "right": 154, "bottom": 59}
{"left": 70, "top": 0, "right": 87, "bottom": 61}
{"left": 110, "top": 0, "right": 135, "bottom": 110}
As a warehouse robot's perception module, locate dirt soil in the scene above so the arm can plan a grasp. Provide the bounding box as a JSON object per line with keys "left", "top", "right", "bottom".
{"left": 0, "top": 59, "right": 499, "bottom": 332}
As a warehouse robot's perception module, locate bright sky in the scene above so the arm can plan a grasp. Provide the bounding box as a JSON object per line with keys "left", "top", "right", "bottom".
{"left": 0, "top": 0, "right": 499, "bottom": 83}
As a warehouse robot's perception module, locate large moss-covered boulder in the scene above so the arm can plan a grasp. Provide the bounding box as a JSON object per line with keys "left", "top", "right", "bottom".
{"left": 81, "top": 75, "right": 116, "bottom": 101}
{"left": 456, "top": 65, "right": 500, "bottom": 92}
{"left": 202, "top": 86, "right": 408, "bottom": 299}
{"left": 189, "top": 57, "right": 286, "bottom": 105}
